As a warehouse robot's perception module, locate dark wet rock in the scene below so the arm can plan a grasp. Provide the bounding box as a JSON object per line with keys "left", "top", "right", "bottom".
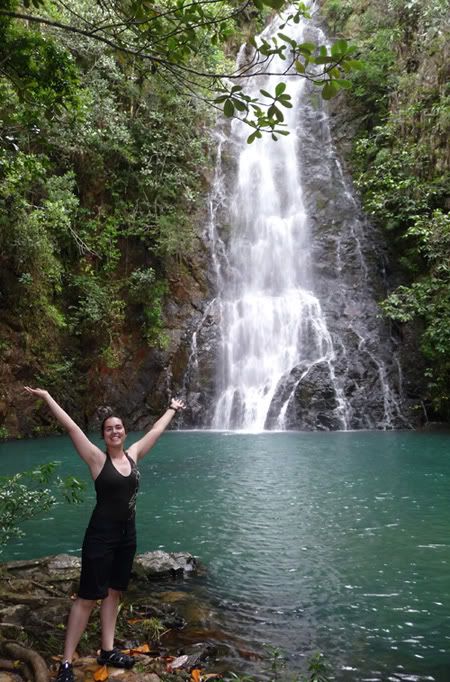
{"left": 419, "top": 421, "right": 450, "bottom": 432}
{"left": 178, "top": 642, "right": 217, "bottom": 667}
{"left": 283, "top": 362, "right": 342, "bottom": 431}
{"left": 128, "top": 601, "right": 186, "bottom": 631}
{"left": 0, "top": 604, "right": 28, "bottom": 625}
{"left": 4, "top": 554, "right": 80, "bottom": 578}
{"left": 181, "top": 300, "right": 223, "bottom": 427}
{"left": 0, "top": 554, "right": 81, "bottom": 598}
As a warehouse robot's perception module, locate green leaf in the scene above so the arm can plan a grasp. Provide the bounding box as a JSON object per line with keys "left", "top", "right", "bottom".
{"left": 345, "top": 59, "right": 364, "bottom": 70}
{"left": 315, "top": 56, "right": 334, "bottom": 65}
{"left": 260, "top": 89, "right": 272, "bottom": 99}
{"left": 294, "top": 60, "right": 305, "bottom": 74}
{"left": 321, "top": 80, "right": 341, "bottom": 100}
{"left": 278, "top": 32, "right": 296, "bottom": 47}
{"left": 233, "top": 99, "right": 247, "bottom": 112}
{"left": 275, "top": 82, "right": 287, "bottom": 96}
{"left": 331, "top": 39, "right": 348, "bottom": 57}
{"left": 268, "top": 105, "right": 284, "bottom": 122}
{"left": 223, "top": 99, "right": 235, "bottom": 117}
{"left": 298, "top": 42, "right": 316, "bottom": 54}
{"left": 335, "top": 79, "right": 352, "bottom": 89}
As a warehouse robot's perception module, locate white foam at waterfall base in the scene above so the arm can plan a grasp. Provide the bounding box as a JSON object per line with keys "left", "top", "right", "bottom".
{"left": 212, "top": 286, "right": 346, "bottom": 430}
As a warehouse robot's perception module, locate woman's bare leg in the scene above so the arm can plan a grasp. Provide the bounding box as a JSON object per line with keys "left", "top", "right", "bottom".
{"left": 63, "top": 597, "right": 96, "bottom": 661}
{"left": 99, "top": 588, "right": 121, "bottom": 651}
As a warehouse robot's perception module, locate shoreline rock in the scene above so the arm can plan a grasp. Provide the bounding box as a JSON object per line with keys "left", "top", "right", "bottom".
{"left": 1, "top": 551, "right": 198, "bottom": 583}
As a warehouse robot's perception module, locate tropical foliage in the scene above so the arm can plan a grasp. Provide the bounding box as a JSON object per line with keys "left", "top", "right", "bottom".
{"left": 0, "top": 0, "right": 212, "bottom": 387}
{"left": 0, "top": 0, "right": 362, "bottom": 140}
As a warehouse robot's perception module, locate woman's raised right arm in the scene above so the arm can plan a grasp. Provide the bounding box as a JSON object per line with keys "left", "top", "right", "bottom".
{"left": 24, "top": 387, "right": 100, "bottom": 467}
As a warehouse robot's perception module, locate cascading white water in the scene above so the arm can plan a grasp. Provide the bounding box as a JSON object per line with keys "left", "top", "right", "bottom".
{"left": 182, "top": 3, "right": 411, "bottom": 431}
{"left": 211, "top": 9, "right": 350, "bottom": 431}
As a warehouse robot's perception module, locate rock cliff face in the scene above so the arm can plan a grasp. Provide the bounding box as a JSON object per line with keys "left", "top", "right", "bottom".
{"left": 290, "top": 88, "right": 421, "bottom": 430}
{"left": 79, "top": 250, "right": 215, "bottom": 433}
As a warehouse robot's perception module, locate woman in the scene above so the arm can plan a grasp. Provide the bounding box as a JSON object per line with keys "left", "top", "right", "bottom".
{"left": 24, "top": 386, "right": 185, "bottom": 682}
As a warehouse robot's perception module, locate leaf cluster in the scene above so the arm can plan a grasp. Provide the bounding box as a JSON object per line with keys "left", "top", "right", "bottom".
{"left": 0, "top": 463, "right": 85, "bottom": 548}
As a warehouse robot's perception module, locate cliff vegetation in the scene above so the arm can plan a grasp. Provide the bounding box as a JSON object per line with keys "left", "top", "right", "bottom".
{"left": 319, "top": 0, "right": 450, "bottom": 420}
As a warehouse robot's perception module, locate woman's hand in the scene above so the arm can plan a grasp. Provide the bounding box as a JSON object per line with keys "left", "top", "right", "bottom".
{"left": 24, "top": 386, "right": 50, "bottom": 400}
{"left": 170, "top": 398, "right": 186, "bottom": 412}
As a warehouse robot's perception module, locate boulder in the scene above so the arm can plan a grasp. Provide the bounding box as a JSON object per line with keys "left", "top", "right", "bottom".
{"left": 132, "top": 551, "right": 198, "bottom": 581}
{"left": 284, "top": 361, "right": 342, "bottom": 431}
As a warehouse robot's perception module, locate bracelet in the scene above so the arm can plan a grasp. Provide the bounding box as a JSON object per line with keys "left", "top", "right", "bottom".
{"left": 168, "top": 405, "right": 179, "bottom": 412}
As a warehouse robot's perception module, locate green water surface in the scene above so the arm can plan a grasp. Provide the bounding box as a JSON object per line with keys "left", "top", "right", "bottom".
{"left": 1, "top": 430, "right": 449, "bottom": 681}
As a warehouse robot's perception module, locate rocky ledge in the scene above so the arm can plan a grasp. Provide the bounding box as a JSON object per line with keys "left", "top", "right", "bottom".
{"left": 0, "top": 551, "right": 234, "bottom": 682}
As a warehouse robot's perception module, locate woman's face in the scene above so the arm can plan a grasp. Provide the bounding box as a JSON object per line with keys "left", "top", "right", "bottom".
{"left": 103, "top": 416, "right": 126, "bottom": 448}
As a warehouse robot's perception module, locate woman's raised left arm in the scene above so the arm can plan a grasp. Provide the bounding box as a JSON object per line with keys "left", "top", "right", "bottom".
{"left": 128, "top": 398, "right": 186, "bottom": 461}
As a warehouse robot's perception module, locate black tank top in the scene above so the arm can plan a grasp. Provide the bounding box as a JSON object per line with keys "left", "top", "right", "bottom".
{"left": 92, "top": 452, "right": 140, "bottom": 522}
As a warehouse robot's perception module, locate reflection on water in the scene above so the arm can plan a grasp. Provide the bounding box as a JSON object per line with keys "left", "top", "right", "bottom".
{"left": 1, "top": 431, "right": 450, "bottom": 681}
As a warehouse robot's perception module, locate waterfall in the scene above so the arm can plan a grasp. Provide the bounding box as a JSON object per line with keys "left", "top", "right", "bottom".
{"left": 183, "top": 5, "right": 412, "bottom": 432}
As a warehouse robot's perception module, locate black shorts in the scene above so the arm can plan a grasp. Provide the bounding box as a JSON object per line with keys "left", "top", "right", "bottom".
{"left": 78, "top": 516, "right": 137, "bottom": 600}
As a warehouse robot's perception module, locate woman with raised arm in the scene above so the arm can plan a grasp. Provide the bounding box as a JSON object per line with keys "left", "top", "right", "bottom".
{"left": 24, "top": 386, "right": 185, "bottom": 682}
